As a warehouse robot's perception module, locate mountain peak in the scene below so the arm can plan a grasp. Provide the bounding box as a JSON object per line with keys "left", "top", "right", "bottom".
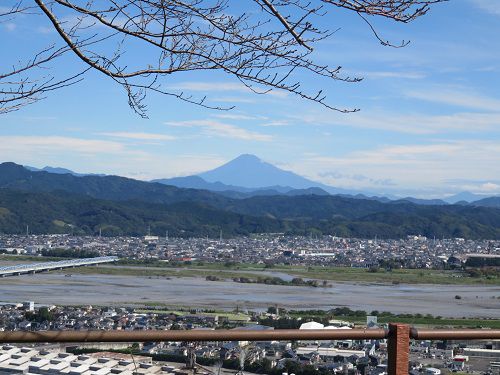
{"left": 232, "top": 154, "right": 262, "bottom": 163}
{"left": 198, "top": 154, "right": 321, "bottom": 189}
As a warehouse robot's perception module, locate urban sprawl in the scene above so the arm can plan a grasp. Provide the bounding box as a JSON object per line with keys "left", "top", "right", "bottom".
{"left": 0, "top": 234, "right": 499, "bottom": 375}
{"left": 1, "top": 234, "right": 499, "bottom": 269}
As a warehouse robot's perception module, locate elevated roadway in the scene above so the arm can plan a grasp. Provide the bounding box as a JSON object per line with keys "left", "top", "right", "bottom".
{"left": 0, "top": 256, "right": 118, "bottom": 277}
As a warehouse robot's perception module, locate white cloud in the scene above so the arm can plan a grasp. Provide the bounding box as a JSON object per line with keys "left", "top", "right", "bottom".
{"left": 0, "top": 135, "right": 149, "bottom": 176}
{"left": 406, "top": 87, "right": 500, "bottom": 112}
{"left": 211, "top": 96, "right": 256, "bottom": 104}
{"left": 476, "top": 182, "right": 500, "bottom": 192}
{"left": 169, "top": 81, "right": 288, "bottom": 98}
{"left": 164, "top": 119, "right": 272, "bottom": 141}
{"left": 288, "top": 140, "right": 500, "bottom": 196}
{"left": 292, "top": 109, "right": 500, "bottom": 134}
{"left": 361, "top": 71, "right": 426, "bottom": 80}
{"left": 98, "top": 132, "right": 176, "bottom": 141}
{"left": 471, "top": 0, "right": 500, "bottom": 15}
{"left": 448, "top": 181, "right": 500, "bottom": 195}
{"left": 259, "top": 120, "right": 291, "bottom": 127}
{"left": 169, "top": 82, "right": 250, "bottom": 93}
{"left": 36, "top": 13, "right": 127, "bottom": 34}
{"left": 213, "top": 113, "right": 262, "bottom": 121}
{"left": 4, "top": 22, "right": 16, "bottom": 32}
{"left": 113, "top": 154, "right": 227, "bottom": 180}
{"left": 0, "top": 136, "right": 127, "bottom": 155}
{"left": 0, "top": 135, "right": 228, "bottom": 181}
{"left": 36, "top": 25, "right": 54, "bottom": 34}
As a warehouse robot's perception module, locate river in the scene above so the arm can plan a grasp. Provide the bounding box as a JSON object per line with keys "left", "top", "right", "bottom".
{"left": 1, "top": 273, "right": 498, "bottom": 318}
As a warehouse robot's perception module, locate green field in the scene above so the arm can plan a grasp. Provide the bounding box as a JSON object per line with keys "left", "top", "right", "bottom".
{"left": 74, "top": 263, "right": 499, "bottom": 285}
{"left": 0, "top": 254, "right": 66, "bottom": 262}
{"left": 335, "top": 316, "right": 500, "bottom": 329}
{"left": 116, "top": 260, "right": 499, "bottom": 285}
{"left": 134, "top": 309, "right": 250, "bottom": 321}
{"left": 54, "top": 265, "right": 268, "bottom": 280}
{"left": 130, "top": 305, "right": 500, "bottom": 328}
{"left": 1, "top": 255, "right": 498, "bottom": 285}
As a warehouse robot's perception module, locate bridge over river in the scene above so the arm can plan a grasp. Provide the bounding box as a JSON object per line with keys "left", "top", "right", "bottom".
{"left": 0, "top": 256, "right": 118, "bottom": 277}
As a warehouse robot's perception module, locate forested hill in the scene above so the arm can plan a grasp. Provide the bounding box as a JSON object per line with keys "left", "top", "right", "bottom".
{"left": 469, "top": 197, "right": 500, "bottom": 208}
{"left": 0, "top": 189, "right": 287, "bottom": 237}
{"left": 225, "top": 194, "right": 500, "bottom": 222}
{"left": 1, "top": 188, "right": 500, "bottom": 239}
{"left": 0, "top": 162, "right": 230, "bottom": 206}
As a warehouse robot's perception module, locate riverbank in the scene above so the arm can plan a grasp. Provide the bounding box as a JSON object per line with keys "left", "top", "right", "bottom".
{"left": 1, "top": 256, "right": 498, "bottom": 285}
{"left": 1, "top": 272, "right": 498, "bottom": 318}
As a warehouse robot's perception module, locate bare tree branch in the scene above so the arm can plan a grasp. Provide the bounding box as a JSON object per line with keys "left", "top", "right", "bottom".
{"left": 0, "top": 0, "right": 447, "bottom": 116}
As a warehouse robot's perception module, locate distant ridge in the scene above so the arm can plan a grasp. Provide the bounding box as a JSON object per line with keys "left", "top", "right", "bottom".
{"left": 158, "top": 154, "right": 361, "bottom": 196}
{"left": 16, "top": 158, "right": 500, "bottom": 204}
{"left": 393, "top": 197, "right": 448, "bottom": 206}
{"left": 152, "top": 175, "right": 295, "bottom": 194}
{"left": 25, "top": 165, "right": 106, "bottom": 177}
{"left": 444, "top": 191, "right": 490, "bottom": 204}
{"left": 469, "top": 196, "right": 500, "bottom": 208}
{"left": 1, "top": 162, "right": 500, "bottom": 239}
{"left": 0, "top": 162, "right": 229, "bottom": 206}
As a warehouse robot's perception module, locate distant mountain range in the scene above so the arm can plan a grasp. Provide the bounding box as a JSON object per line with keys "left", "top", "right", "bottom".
{"left": 152, "top": 154, "right": 497, "bottom": 204}
{"left": 1, "top": 161, "right": 500, "bottom": 239}
{"left": 1, "top": 162, "right": 229, "bottom": 206}
{"left": 153, "top": 154, "right": 358, "bottom": 196}
{"left": 25, "top": 155, "right": 498, "bottom": 204}
{"left": 153, "top": 153, "right": 398, "bottom": 201}
{"left": 25, "top": 165, "right": 106, "bottom": 177}
{"left": 443, "top": 191, "right": 492, "bottom": 205}
{"left": 198, "top": 154, "right": 347, "bottom": 192}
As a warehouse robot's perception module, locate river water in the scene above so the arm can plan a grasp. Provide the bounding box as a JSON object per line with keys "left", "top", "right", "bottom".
{"left": 1, "top": 273, "right": 498, "bottom": 318}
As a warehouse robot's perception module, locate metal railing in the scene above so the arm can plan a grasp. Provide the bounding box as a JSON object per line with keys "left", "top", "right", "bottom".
{"left": 0, "top": 326, "right": 499, "bottom": 375}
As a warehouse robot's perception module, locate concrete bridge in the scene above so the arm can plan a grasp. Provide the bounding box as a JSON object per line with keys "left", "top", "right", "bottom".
{"left": 0, "top": 256, "right": 118, "bottom": 277}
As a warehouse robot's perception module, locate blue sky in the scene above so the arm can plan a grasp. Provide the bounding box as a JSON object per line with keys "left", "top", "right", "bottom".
{"left": 1, "top": 0, "right": 500, "bottom": 198}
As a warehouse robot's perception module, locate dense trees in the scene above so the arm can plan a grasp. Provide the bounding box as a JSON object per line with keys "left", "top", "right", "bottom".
{"left": 1, "top": 187, "right": 500, "bottom": 239}
{"left": 1, "top": 1, "right": 445, "bottom": 115}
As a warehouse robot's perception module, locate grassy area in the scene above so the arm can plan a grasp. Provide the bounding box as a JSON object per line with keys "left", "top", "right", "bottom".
{"left": 380, "top": 316, "right": 500, "bottom": 329}
{"left": 339, "top": 316, "right": 500, "bottom": 329}
{"left": 131, "top": 305, "right": 500, "bottom": 328}
{"left": 0, "top": 254, "right": 66, "bottom": 262}
{"left": 54, "top": 265, "right": 266, "bottom": 280}
{"left": 63, "top": 262, "right": 499, "bottom": 285}
{"left": 281, "top": 266, "right": 499, "bottom": 285}
{"left": 286, "top": 309, "right": 500, "bottom": 329}
{"left": 116, "top": 259, "right": 499, "bottom": 285}
{"left": 134, "top": 309, "right": 250, "bottom": 321}
{"left": 2, "top": 255, "right": 497, "bottom": 285}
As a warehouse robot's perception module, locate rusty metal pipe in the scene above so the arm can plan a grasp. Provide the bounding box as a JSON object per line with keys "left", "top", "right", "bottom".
{"left": 411, "top": 329, "right": 500, "bottom": 340}
{"left": 0, "top": 329, "right": 388, "bottom": 343}
{"left": 388, "top": 324, "right": 410, "bottom": 375}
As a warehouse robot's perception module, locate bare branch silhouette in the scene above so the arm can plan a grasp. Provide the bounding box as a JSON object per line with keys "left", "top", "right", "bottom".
{"left": 1, "top": 0, "right": 446, "bottom": 116}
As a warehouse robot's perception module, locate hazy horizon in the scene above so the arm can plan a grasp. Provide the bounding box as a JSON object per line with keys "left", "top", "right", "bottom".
{"left": 6, "top": 155, "right": 499, "bottom": 200}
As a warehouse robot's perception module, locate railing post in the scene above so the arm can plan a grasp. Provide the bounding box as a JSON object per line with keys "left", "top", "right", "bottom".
{"left": 388, "top": 323, "right": 410, "bottom": 375}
